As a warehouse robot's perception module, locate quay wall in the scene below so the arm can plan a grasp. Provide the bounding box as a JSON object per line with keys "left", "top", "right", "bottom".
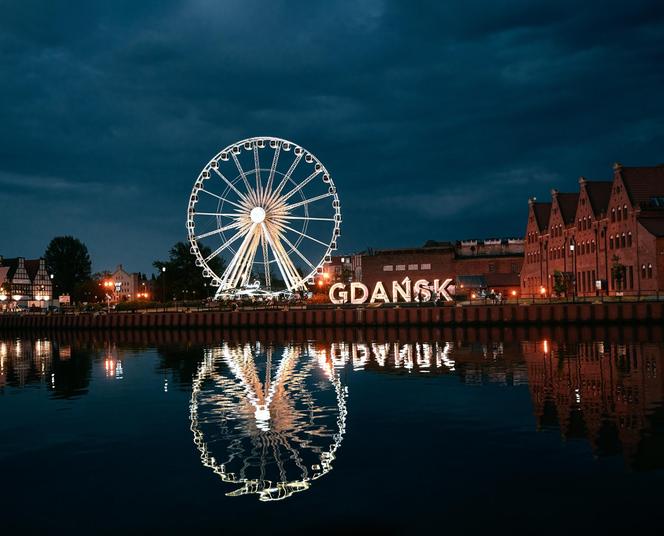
{"left": 0, "top": 302, "right": 662, "bottom": 330}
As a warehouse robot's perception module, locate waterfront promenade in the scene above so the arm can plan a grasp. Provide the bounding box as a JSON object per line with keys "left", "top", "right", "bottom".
{"left": 1, "top": 301, "right": 662, "bottom": 330}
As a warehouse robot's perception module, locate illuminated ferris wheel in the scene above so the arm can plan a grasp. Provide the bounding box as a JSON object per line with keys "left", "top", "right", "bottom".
{"left": 186, "top": 137, "right": 341, "bottom": 298}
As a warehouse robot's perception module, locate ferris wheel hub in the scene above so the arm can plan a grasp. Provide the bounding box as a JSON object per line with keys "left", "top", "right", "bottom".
{"left": 250, "top": 206, "right": 266, "bottom": 224}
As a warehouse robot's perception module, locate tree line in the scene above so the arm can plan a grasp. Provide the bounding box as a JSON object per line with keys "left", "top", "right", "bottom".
{"left": 44, "top": 236, "right": 224, "bottom": 303}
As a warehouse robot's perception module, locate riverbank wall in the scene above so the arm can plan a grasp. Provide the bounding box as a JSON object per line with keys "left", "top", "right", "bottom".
{"left": 1, "top": 301, "right": 662, "bottom": 330}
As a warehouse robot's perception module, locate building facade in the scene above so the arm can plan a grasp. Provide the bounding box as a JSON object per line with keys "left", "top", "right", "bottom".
{"left": 0, "top": 256, "right": 52, "bottom": 308}
{"left": 521, "top": 164, "right": 664, "bottom": 297}
{"left": 352, "top": 238, "right": 523, "bottom": 298}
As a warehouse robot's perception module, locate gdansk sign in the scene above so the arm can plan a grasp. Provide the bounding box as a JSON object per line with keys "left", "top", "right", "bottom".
{"left": 329, "top": 278, "right": 454, "bottom": 305}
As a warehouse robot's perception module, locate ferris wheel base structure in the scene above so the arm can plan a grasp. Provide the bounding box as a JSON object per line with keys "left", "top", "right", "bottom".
{"left": 186, "top": 136, "right": 341, "bottom": 299}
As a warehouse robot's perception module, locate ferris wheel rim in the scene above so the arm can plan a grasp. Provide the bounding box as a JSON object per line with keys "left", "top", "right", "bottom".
{"left": 186, "top": 136, "right": 341, "bottom": 293}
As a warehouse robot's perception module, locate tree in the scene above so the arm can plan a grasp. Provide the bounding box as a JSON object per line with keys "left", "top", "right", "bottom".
{"left": 153, "top": 241, "right": 225, "bottom": 301}
{"left": 552, "top": 270, "right": 566, "bottom": 297}
{"left": 44, "top": 236, "right": 92, "bottom": 297}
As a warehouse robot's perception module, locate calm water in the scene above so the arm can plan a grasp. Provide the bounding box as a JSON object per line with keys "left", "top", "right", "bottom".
{"left": 1, "top": 327, "right": 664, "bottom": 534}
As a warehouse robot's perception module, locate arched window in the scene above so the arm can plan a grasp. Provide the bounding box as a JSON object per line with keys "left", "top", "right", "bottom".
{"left": 611, "top": 208, "right": 616, "bottom": 222}
{"left": 617, "top": 206, "right": 622, "bottom": 221}
{"left": 578, "top": 219, "right": 582, "bottom": 230}
{"left": 610, "top": 235, "right": 614, "bottom": 249}
{"left": 623, "top": 204, "right": 628, "bottom": 219}
{"left": 627, "top": 232, "right": 632, "bottom": 247}
{"left": 591, "top": 240, "right": 596, "bottom": 253}
{"left": 621, "top": 233, "right": 626, "bottom": 248}
{"left": 648, "top": 264, "right": 653, "bottom": 279}
{"left": 642, "top": 264, "right": 647, "bottom": 278}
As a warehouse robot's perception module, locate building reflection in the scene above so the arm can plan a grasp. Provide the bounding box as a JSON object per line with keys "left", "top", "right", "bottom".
{"left": 523, "top": 340, "right": 664, "bottom": 470}
{"left": 189, "top": 342, "right": 348, "bottom": 501}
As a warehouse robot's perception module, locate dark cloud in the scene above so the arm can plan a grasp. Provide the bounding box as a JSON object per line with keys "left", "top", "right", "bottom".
{"left": 1, "top": 0, "right": 663, "bottom": 271}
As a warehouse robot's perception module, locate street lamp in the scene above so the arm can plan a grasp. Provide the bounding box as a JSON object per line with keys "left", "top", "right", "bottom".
{"left": 569, "top": 240, "right": 576, "bottom": 302}
{"left": 161, "top": 266, "right": 166, "bottom": 311}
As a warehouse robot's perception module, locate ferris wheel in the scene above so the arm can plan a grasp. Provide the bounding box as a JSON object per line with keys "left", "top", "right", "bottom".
{"left": 186, "top": 136, "right": 341, "bottom": 298}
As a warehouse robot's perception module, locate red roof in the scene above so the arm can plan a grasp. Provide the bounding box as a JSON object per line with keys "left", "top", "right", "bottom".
{"left": 584, "top": 180, "right": 612, "bottom": 216}
{"left": 532, "top": 202, "right": 551, "bottom": 232}
{"left": 619, "top": 165, "right": 664, "bottom": 207}
{"left": 638, "top": 217, "right": 664, "bottom": 238}
{"left": 555, "top": 192, "right": 580, "bottom": 225}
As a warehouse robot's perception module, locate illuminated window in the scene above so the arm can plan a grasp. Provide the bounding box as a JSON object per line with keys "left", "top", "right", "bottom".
{"left": 648, "top": 264, "right": 653, "bottom": 278}
{"left": 611, "top": 208, "right": 616, "bottom": 222}
{"left": 623, "top": 204, "right": 628, "bottom": 218}
{"left": 609, "top": 235, "right": 614, "bottom": 249}
{"left": 421, "top": 263, "right": 431, "bottom": 270}
{"left": 627, "top": 232, "right": 632, "bottom": 247}
{"left": 408, "top": 264, "right": 418, "bottom": 270}
{"left": 383, "top": 265, "right": 393, "bottom": 271}
{"left": 395, "top": 265, "right": 405, "bottom": 271}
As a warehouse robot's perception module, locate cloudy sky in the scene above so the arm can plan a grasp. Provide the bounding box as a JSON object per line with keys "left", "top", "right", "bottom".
{"left": 1, "top": 0, "right": 663, "bottom": 273}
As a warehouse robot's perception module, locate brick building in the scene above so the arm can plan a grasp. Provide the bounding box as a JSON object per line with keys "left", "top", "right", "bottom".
{"left": 522, "top": 163, "right": 664, "bottom": 297}
{"left": 357, "top": 238, "right": 523, "bottom": 297}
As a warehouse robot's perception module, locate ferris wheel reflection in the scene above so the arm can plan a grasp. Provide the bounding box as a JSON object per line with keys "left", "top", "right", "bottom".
{"left": 190, "top": 342, "right": 348, "bottom": 501}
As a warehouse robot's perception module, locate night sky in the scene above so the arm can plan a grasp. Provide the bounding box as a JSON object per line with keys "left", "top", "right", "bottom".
{"left": 1, "top": 0, "right": 663, "bottom": 273}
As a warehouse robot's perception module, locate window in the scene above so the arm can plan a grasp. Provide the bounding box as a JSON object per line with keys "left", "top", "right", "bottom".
{"left": 488, "top": 263, "right": 496, "bottom": 273}
{"left": 511, "top": 263, "right": 519, "bottom": 273}
{"left": 408, "top": 264, "right": 418, "bottom": 270}
{"left": 383, "top": 265, "right": 393, "bottom": 272}
{"left": 627, "top": 232, "right": 632, "bottom": 247}
{"left": 610, "top": 236, "right": 614, "bottom": 249}
{"left": 642, "top": 264, "right": 647, "bottom": 279}
{"left": 395, "top": 265, "right": 405, "bottom": 271}
{"left": 611, "top": 208, "right": 616, "bottom": 222}
{"left": 420, "top": 263, "right": 431, "bottom": 270}
{"left": 578, "top": 219, "right": 582, "bottom": 230}
{"left": 621, "top": 234, "right": 626, "bottom": 248}
{"left": 617, "top": 206, "right": 622, "bottom": 221}
{"left": 629, "top": 266, "right": 633, "bottom": 289}
{"left": 623, "top": 204, "right": 628, "bottom": 219}
{"left": 591, "top": 240, "right": 596, "bottom": 253}
{"left": 648, "top": 264, "right": 653, "bottom": 279}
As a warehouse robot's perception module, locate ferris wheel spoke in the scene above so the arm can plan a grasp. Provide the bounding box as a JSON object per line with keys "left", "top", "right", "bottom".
{"left": 198, "top": 189, "right": 246, "bottom": 210}
{"left": 281, "top": 216, "right": 336, "bottom": 222}
{"left": 280, "top": 233, "right": 317, "bottom": 271}
{"left": 253, "top": 145, "right": 262, "bottom": 196}
{"left": 205, "top": 226, "right": 250, "bottom": 263}
{"left": 195, "top": 221, "right": 243, "bottom": 241}
{"left": 220, "top": 224, "right": 259, "bottom": 288}
{"left": 283, "top": 192, "right": 334, "bottom": 211}
{"left": 194, "top": 221, "right": 242, "bottom": 241}
{"left": 261, "top": 230, "right": 271, "bottom": 290}
{"left": 235, "top": 229, "right": 261, "bottom": 288}
{"left": 231, "top": 152, "right": 255, "bottom": 198}
{"left": 261, "top": 223, "right": 299, "bottom": 290}
{"left": 279, "top": 169, "right": 322, "bottom": 203}
{"left": 268, "top": 152, "right": 303, "bottom": 203}
{"left": 195, "top": 211, "right": 244, "bottom": 218}
{"left": 212, "top": 168, "right": 250, "bottom": 204}
{"left": 265, "top": 143, "right": 281, "bottom": 194}
{"left": 280, "top": 223, "right": 330, "bottom": 247}
{"left": 269, "top": 228, "right": 304, "bottom": 289}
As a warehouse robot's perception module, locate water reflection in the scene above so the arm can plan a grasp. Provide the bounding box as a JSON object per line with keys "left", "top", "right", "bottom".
{"left": 190, "top": 343, "right": 347, "bottom": 501}
{"left": 2, "top": 329, "right": 664, "bottom": 488}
